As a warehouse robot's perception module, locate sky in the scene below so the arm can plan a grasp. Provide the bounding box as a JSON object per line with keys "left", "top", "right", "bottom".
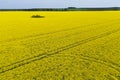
{"left": 0, "top": 0, "right": 120, "bottom": 9}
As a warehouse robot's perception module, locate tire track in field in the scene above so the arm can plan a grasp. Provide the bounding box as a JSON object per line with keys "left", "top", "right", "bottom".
{"left": 106, "top": 74, "right": 120, "bottom": 80}
{"left": 0, "top": 21, "right": 119, "bottom": 71}
{"left": 0, "top": 27, "right": 120, "bottom": 74}
{"left": 22, "top": 22, "right": 115, "bottom": 47}
{"left": 79, "top": 54, "right": 120, "bottom": 73}
{"left": 0, "top": 19, "right": 119, "bottom": 44}
{"left": 0, "top": 23, "right": 97, "bottom": 43}
{"left": 0, "top": 20, "right": 119, "bottom": 68}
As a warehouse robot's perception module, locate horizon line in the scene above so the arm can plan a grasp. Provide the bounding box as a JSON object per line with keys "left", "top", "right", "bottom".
{"left": 0, "top": 6, "right": 120, "bottom": 9}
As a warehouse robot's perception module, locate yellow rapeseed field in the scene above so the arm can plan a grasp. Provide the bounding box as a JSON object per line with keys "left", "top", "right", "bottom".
{"left": 0, "top": 11, "right": 120, "bottom": 80}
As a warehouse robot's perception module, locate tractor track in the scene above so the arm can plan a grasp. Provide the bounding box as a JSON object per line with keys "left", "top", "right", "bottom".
{"left": 33, "top": 54, "right": 120, "bottom": 80}
{"left": 0, "top": 27, "right": 120, "bottom": 74}
{"left": 80, "top": 55, "right": 120, "bottom": 73}
{"left": 21, "top": 21, "right": 120, "bottom": 46}
{"left": 0, "top": 19, "right": 119, "bottom": 44}
{"left": 22, "top": 23, "right": 116, "bottom": 47}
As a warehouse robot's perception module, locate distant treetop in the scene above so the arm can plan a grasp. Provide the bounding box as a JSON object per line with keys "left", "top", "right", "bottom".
{"left": 68, "top": 7, "right": 77, "bottom": 9}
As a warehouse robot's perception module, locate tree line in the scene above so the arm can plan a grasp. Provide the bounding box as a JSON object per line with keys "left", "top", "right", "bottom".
{"left": 0, "top": 7, "right": 120, "bottom": 11}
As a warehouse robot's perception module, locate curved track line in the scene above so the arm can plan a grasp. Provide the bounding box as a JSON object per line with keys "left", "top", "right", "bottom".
{"left": 80, "top": 55, "right": 120, "bottom": 73}
{"left": 0, "top": 28, "right": 120, "bottom": 74}
{"left": 0, "top": 19, "right": 119, "bottom": 44}
{"left": 107, "top": 74, "right": 119, "bottom": 80}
